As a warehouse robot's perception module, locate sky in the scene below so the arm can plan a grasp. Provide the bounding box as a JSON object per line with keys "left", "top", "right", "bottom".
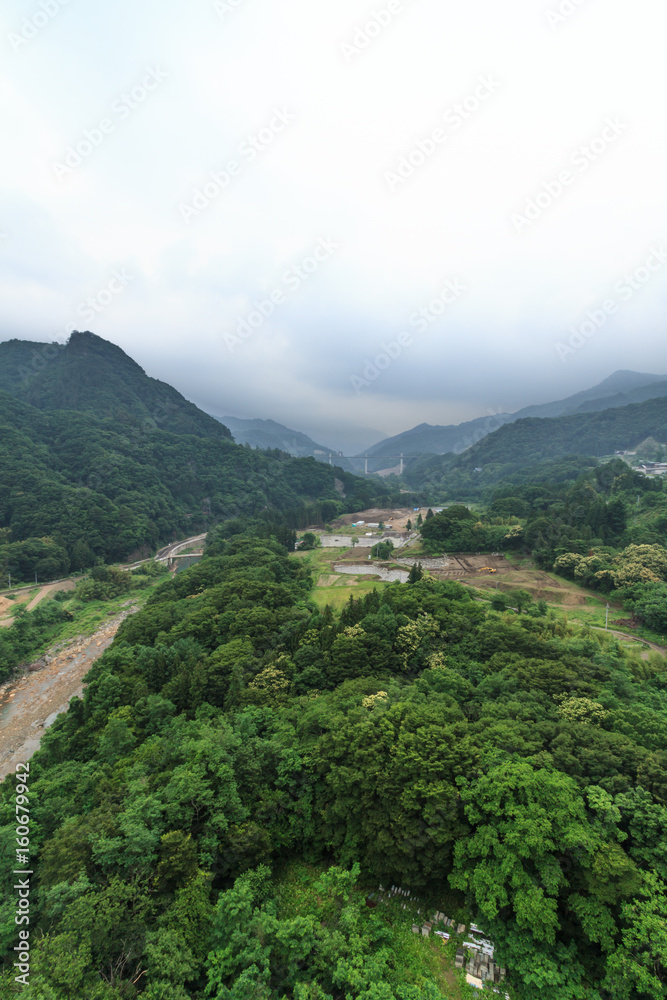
{"left": 1, "top": 0, "right": 667, "bottom": 453}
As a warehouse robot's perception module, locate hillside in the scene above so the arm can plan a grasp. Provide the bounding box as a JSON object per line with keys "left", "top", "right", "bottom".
{"left": 360, "top": 414, "right": 513, "bottom": 470}
{"left": 0, "top": 332, "right": 231, "bottom": 439}
{"left": 217, "top": 414, "right": 354, "bottom": 470}
{"left": 0, "top": 334, "right": 392, "bottom": 581}
{"left": 403, "top": 394, "right": 667, "bottom": 495}
{"left": 364, "top": 370, "right": 667, "bottom": 468}
{"left": 2, "top": 525, "right": 666, "bottom": 999}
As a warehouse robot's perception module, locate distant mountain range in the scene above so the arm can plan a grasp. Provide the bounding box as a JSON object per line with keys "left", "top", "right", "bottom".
{"left": 214, "top": 415, "right": 356, "bottom": 471}
{"left": 4, "top": 335, "right": 666, "bottom": 486}
{"left": 357, "top": 370, "right": 667, "bottom": 472}
{"left": 402, "top": 393, "right": 667, "bottom": 493}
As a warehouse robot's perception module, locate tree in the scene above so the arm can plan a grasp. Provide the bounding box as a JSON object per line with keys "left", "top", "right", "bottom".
{"left": 507, "top": 588, "right": 533, "bottom": 613}
{"left": 450, "top": 760, "right": 594, "bottom": 946}
{"left": 298, "top": 533, "right": 319, "bottom": 551}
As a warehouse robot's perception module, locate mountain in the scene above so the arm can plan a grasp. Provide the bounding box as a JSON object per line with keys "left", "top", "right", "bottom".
{"left": 0, "top": 333, "right": 392, "bottom": 581}
{"left": 360, "top": 413, "right": 513, "bottom": 471}
{"left": 403, "top": 394, "right": 667, "bottom": 494}
{"left": 515, "top": 370, "right": 667, "bottom": 419}
{"left": 361, "top": 371, "right": 667, "bottom": 470}
{"left": 216, "top": 415, "right": 354, "bottom": 469}
{"left": 0, "top": 331, "right": 231, "bottom": 439}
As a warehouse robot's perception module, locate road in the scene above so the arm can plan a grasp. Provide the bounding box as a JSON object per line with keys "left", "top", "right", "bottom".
{"left": 1, "top": 534, "right": 208, "bottom": 628}
{"left": 590, "top": 625, "right": 666, "bottom": 656}
{"left": 125, "top": 533, "right": 207, "bottom": 570}
{"left": 155, "top": 533, "right": 207, "bottom": 562}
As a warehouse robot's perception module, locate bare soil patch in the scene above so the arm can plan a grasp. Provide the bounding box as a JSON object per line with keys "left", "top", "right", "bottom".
{"left": 336, "top": 546, "right": 373, "bottom": 561}
{"left": 25, "top": 579, "right": 76, "bottom": 612}
{"left": 330, "top": 507, "right": 420, "bottom": 531}
{"left": 0, "top": 602, "right": 137, "bottom": 781}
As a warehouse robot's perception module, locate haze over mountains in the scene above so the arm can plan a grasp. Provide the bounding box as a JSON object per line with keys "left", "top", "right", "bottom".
{"left": 215, "top": 368, "right": 667, "bottom": 473}
{"left": 3, "top": 335, "right": 666, "bottom": 479}
{"left": 360, "top": 370, "right": 667, "bottom": 472}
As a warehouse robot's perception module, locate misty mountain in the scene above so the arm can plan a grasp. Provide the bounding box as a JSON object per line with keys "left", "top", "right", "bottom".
{"left": 0, "top": 331, "right": 232, "bottom": 440}
{"left": 215, "top": 415, "right": 354, "bottom": 470}
{"left": 361, "top": 370, "right": 667, "bottom": 470}
{"left": 403, "top": 394, "right": 667, "bottom": 494}
{"left": 0, "top": 333, "right": 393, "bottom": 577}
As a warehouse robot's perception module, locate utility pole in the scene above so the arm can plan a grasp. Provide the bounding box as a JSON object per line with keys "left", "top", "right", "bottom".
{"left": 605, "top": 602, "right": 609, "bottom": 629}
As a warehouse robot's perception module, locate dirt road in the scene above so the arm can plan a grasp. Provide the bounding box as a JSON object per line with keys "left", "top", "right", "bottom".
{"left": 0, "top": 603, "right": 137, "bottom": 781}
{"left": 0, "top": 580, "right": 76, "bottom": 628}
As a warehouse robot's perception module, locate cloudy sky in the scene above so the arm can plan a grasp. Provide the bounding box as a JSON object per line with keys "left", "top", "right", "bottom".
{"left": 1, "top": 0, "right": 667, "bottom": 452}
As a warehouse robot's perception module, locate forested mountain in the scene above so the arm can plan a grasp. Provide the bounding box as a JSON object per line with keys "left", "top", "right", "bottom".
{"left": 404, "top": 395, "right": 667, "bottom": 496}
{"left": 363, "top": 370, "right": 667, "bottom": 469}
{"left": 0, "top": 332, "right": 231, "bottom": 439}
{"left": 359, "top": 414, "right": 514, "bottom": 470}
{"left": 2, "top": 523, "right": 665, "bottom": 999}
{"left": 217, "top": 415, "right": 353, "bottom": 469}
{"left": 0, "top": 334, "right": 392, "bottom": 581}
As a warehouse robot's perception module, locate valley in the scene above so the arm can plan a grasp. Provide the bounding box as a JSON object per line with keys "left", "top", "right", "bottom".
{"left": 1, "top": 335, "right": 667, "bottom": 1000}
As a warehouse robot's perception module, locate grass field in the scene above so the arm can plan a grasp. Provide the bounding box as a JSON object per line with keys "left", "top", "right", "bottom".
{"left": 0, "top": 569, "right": 171, "bottom": 673}
{"left": 468, "top": 562, "right": 667, "bottom": 650}
{"left": 293, "top": 545, "right": 393, "bottom": 609}
{"left": 294, "top": 544, "right": 666, "bottom": 649}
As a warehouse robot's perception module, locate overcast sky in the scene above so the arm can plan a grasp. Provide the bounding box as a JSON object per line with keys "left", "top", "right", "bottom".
{"left": 1, "top": 0, "right": 667, "bottom": 452}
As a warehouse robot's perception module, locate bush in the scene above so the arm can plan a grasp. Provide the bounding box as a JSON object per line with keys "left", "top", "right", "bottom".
{"left": 75, "top": 565, "right": 134, "bottom": 602}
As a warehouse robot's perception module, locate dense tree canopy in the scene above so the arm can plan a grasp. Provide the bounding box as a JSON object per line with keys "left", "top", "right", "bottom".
{"left": 2, "top": 522, "right": 666, "bottom": 998}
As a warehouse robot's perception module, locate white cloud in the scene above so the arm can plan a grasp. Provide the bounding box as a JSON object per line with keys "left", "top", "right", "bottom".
{"left": 1, "top": 0, "right": 667, "bottom": 446}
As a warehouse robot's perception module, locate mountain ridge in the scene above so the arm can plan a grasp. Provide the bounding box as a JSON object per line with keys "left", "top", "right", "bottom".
{"left": 359, "top": 370, "right": 667, "bottom": 469}
{"left": 0, "top": 331, "right": 232, "bottom": 440}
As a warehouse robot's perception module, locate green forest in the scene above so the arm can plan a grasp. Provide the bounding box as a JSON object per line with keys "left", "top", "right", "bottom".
{"left": 402, "top": 397, "right": 667, "bottom": 496}
{"left": 0, "top": 332, "right": 406, "bottom": 585}
{"left": 1, "top": 519, "right": 666, "bottom": 999}
{"left": 0, "top": 390, "right": 395, "bottom": 584}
